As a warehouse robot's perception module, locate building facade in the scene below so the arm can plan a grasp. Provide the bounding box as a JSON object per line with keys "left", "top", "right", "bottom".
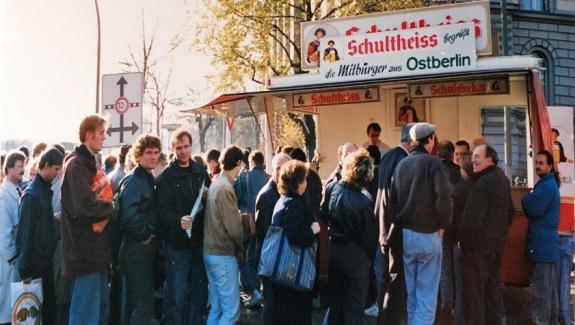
{"left": 491, "top": 0, "right": 575, "bottom": 106}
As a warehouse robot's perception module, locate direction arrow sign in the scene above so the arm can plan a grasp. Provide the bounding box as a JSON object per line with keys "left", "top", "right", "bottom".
{"left": 102, "top": 72, "right": 143, "bottom": 148}
{"left": 106, "top": 114, "right": 140, "bottom": 143}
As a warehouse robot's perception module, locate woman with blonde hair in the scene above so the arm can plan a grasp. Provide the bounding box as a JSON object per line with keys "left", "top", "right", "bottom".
{"left": 327, "top": 148, "right": 379, "bottom": 324}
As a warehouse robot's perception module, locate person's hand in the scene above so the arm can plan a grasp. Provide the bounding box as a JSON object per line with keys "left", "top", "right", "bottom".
{"left": 439, "top": 229, "right": 445, "bottom": 237}
{"left": 22, "top": 277, "right": 32, "bottom": 284}
{"left": 181, "top": 215, "right": 194, "bottom": 230}
{"left": 202, "top": 188, "right": 209, "bottom": 200}
{"left": 311, "top": 222, "right": 320, "bottom": 235}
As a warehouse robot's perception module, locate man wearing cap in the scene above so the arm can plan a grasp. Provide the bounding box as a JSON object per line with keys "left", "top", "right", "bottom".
{"left": 389, "top": 123, "right": 453, "bottom": 324}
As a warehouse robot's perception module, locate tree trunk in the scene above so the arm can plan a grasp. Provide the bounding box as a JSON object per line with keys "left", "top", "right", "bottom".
{"left": 303, "top": 114, "right": 316, "bottom": 159}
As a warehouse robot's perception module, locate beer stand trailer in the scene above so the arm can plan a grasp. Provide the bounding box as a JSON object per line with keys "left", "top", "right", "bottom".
{"left": 182, "top": 1, "right": 563, "bottom": 285}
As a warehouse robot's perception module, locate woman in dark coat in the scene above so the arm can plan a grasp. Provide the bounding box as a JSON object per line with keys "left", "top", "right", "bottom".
{"left": 266, "top": 160, "right": 320, "bottom": 325}
{"left": 327, "top": 148, "right": 378, "bottom": 324}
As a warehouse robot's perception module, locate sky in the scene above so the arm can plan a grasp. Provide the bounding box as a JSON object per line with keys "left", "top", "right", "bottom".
{"left": 0, "top": 0, "right": 212, "bottom": 145}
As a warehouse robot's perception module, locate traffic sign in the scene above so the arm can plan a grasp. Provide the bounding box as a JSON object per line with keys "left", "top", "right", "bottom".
{"left": 102, "top": 72, "right": 143, "bottom": 147}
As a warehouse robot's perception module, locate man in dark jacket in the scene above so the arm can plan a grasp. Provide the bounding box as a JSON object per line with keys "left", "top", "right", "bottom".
{"left": 320, "top": 143, "right": 358, "bottom": 225}
{"left": 254, "top": 152, "right": 290, "bottom": 324}
{"left": 436, "top": 140, "right": 461, "bottom": 322}
{"left": 390, "top": 123, "right": 452, "bottom": 324}
{"left": 108, "top": 144, "right": 131, "bottom": 325}
{"left": 16, "top": 148, "right": 63, "bottom": 325}
{"left": 438, "top": 140, "right": 462, "bottom": 185}
{"left": 522, "top": 150, "right": 560, "bottom": 324}
{"left": 235, "top": 150, "right": 269, "bottom": 308}
{"left": 61, "top": 115, "right": 115, "bottom": 325}
{"left": 156, "top": 129, "right": 211, "bottom": 325}
{"left": 118, "top": 134, "right": 161, "bottom": 325}
{"left": 375, "top": 123, "right": 413, "bottom": 324}
{"left": 459, "top": 144, "right": 514, "bottom": 325}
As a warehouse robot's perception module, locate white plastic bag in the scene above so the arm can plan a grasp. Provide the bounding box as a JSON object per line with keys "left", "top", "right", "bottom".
{"left": 11, "top": 279, "right": 43, "bottom": 325}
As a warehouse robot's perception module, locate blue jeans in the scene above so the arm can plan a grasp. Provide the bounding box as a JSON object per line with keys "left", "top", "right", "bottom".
{"left": 164, "top": 245, "right": 208, "bottom": 325}
{"left": 239, "top": 237, "right": 260, "bottom": 293}
{"left": 557, "top": 236, "right": 575, "bottom": 325}
{"left": 452, "top": 245, "right": 464, "bottom": 325}
{"left": 403, "top": 229, "right": 442, "bottom": 325}
{"left": 204, "top": 254, "right": 240, "bottom": 325}
{"left": 532, "top": 262, "right": 558, "bottom": 324}
{"left": 68, "top": 270, "right": 110, "bottom": 325}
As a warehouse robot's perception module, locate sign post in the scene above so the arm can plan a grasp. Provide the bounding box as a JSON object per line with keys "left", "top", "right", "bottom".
{"left": 102, "top": 72, "right": 143, "bottom": 147}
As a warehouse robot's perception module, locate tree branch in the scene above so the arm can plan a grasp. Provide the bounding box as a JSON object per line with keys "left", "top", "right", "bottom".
{"left": 312, "top": 0, "right": 327, "bottom": 17}
{"left": 221, "top": 1, "right": 295, "bottom": 20}
{"left": 232, "top": 49, "right": 263, "bottom": 84}
{"left": 271, "top": 23, "right": 301, "bottom": 58}
{"left": 320, "top": 0, "right": 354, "bottom": 20}
{"left": 268, "top": 32, "right": 295, "bottom": 67}
{"left": 288, "top": 2, "right": 307, "bottom": 13}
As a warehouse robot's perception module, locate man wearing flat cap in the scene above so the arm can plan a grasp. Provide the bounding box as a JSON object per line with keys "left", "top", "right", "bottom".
{"left": 389, "top": 123, "right": 453, "bottom": 324}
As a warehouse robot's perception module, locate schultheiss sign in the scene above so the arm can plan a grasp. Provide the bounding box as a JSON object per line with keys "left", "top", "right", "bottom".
{"left": 293, "top": 87, "right": 379, "bottom": 108}
{"left": 319, "top": 22, "right": 476, "bottom": 83}
{"left": 301, "top": 0, "right": 491, "bottom": 71}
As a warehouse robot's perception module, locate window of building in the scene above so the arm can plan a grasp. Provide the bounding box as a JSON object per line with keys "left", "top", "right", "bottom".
{"left": 521, "top": 0, "right": 549, "bottom": 11}
{"left": 480, "top": 107, "right": 528, "bottom": 187}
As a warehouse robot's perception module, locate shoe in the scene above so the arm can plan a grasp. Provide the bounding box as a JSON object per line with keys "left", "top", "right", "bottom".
{"left": 244, "top": 290, "right": 263, "bottom": 308}
{"left": 364, "top": 303, "right": 379, "bottom": 317}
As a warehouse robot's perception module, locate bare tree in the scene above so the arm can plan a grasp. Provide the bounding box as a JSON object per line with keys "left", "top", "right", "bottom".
{"left": 118, "top": 13, "right": 183, "bottom": 135}
{"left": 195, "top": 114, "right": 216, "bottom": 152}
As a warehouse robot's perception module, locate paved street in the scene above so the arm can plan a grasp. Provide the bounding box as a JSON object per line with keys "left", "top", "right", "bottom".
{"left": 237, "top": 282, "right": 575, "bottom": 324}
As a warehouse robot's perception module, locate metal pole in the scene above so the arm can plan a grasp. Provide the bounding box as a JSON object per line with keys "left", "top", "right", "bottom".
{"left": 504, "top": 106, "right": 513, "bottom": 182}
{"left": 95, "top": 0, "right": 101, "bottom": 114}
{"left": 501, "top": 1, "right": 511, "bottom": 183}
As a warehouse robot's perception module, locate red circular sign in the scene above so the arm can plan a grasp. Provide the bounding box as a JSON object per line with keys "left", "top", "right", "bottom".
{"left": 115, "top": 96, "right": 130, "bottom": 114}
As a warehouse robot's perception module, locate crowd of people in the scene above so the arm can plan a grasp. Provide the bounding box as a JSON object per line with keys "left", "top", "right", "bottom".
{"left": 0, "top": 115, "right": 573, "bottom": 325}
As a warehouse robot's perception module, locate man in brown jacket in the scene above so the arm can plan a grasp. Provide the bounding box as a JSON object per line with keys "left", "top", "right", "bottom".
{"left": 203, "top": 145, "right": 244, "bottom": 325}
{"left": 60, "top": 115, "right": 114, "bottom": 325}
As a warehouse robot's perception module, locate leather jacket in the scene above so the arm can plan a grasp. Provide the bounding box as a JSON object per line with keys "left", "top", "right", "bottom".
{"left": 119, "top": 165, "right": 157, "bottom": 242}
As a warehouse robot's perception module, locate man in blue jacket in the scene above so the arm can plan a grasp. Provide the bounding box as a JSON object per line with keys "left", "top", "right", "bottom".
{"left": 522, "top": 149, "right": 560, "bottom": 324}
{"left": 16, "top": 148, "right": 64, "bottom": 325}
{"left": 119, "top": 134, "right": 161, "bottom": 325}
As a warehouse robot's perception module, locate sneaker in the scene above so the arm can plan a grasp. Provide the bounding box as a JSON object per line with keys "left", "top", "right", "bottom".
{"left": 364, "top": 303, "right": 379, "bottom": 317}
{"left": 244, "top": 290, "right": 263, "bottom": 308}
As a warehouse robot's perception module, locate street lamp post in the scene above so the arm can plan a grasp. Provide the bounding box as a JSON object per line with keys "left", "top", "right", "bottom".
{"left": 95, "top": 0, "right": 101, "bottom": 114}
